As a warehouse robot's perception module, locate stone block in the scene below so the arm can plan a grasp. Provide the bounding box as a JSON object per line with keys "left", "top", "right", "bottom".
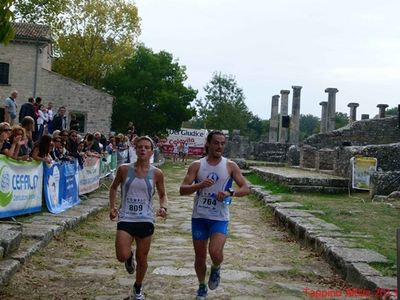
{"left": 0, "top": 224, "right": 23, "bottom": 258}
{"left": 0, "top": 258, "right": 20, "bottom": 286}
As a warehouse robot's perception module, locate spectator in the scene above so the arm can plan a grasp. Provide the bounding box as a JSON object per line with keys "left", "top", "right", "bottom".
{"left": 35, "top": 104, "right": 48, "bottom": 141}
{"left": 21, "top": 116, "right": 34, "bottom": 155}
{"left": 69, "top": 114, "right": 80, "bottom": 131}
{"left": 19, "top": 97, "right": 35, "bottom": 123}
{"left": 9, "top": 125, "right": 30, "bottom": 161}
{"left": 0, "top": 122, "right": 13, "bottom": 156}
{"left": 52, "top": 106, "right": 67, "bottom": 131}
{"left": 50, "top": 136, "right": 70, "bottom": 162}
{"left": 31, "top": 135, "right": 53, "bottom": 164}
{"left": 47, "top": 102, "right": 54, "bottom": 134}
{"left": 84, "top": 133, "right": 101, "bottom": 157}
{"left": 4, "top": 90, "right": 18, "bottom": 125}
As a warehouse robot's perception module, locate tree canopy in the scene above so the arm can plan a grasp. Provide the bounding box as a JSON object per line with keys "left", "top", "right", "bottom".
{"left": 0, "top": 0, "right": 15, "bottom": 45}
{"left": 15, "top": 0, "right": 140, "bottom": 88}
{"left": 103, "top": 45, "right": 197, "bottom": 136}
{"left": 196, "top": 72, "right": 252, "bottom": 134}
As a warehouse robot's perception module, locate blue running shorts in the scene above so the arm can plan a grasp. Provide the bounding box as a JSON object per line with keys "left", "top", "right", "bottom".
{"left": 192, "top": 218, "right": 229, "bottom": 240}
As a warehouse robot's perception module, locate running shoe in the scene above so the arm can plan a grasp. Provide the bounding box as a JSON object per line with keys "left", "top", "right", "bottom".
{"left": 134, "top": 290, "right": 145, "bottom": 300}
{"left": 125, "top": 250, "right": 135, "bottom": 274}
{"left": 208, "top": 268, "right": 220, "bottom": 290}
{"left": 196, "top": 285, "right": 208, "bottom": 300}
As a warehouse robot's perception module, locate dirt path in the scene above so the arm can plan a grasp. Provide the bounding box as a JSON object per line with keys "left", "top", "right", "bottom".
{"left": 0, "top": 162, "right": 358, "bottom": 300}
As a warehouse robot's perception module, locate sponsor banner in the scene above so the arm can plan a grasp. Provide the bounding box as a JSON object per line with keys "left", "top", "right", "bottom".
{"left": 351, "top": 156, "right": 377, "bottom": 190}
{"left": 79, "top": 156, "right": 100, "bottom": 194}
{"left": 44, "top": 161, "right": 80, "bottom": 214}
{"left": 0, "top": 155, "right": 43, "bottom": 218}
{"left": 100, "top": 152, "right": 117, "bottom": 178}
{"left": 161, "top": 128, "right": 207, "bottom": 156}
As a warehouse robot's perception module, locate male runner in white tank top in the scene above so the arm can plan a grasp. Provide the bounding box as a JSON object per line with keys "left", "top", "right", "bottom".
{"left": 109, "top": 136, "right": 168, "bottom": 300}
{"left": 180, "top": 130, "right": 250, "bottom": 300}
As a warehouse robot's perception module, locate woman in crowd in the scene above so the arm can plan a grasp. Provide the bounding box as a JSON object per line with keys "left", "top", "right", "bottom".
{"left": 31, "top": 135, "right": 53, "bottom": 164}
{"left": 21, "top": 116, "right": 34, "bottom": 156}
{"left": 36, "top": 104, "right": 48, "bottom": 140}
{"left": 9, "top": 125, "right": 30, "bottom": 161}
{"left": 0, "top": 122, "right": 14, "bottom": 157}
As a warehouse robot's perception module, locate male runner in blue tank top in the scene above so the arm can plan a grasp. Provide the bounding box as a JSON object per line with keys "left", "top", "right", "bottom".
{"left": 180, "top": 130, "right": 250, "bottom": 300}
{"left": 109, "top": 136, "right": 168, "bottom": 300}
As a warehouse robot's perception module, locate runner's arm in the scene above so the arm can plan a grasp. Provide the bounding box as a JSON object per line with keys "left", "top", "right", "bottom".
{"left": 179, "top": 161, "right": 214, "bottom": 195}
{"left": 155, "top": 169, "right": 168, "bottom": 218}
{"left": 108, "top": 165, "right": 125, "bottom": 220}
{"left": 229, "top": 161, "right": 250, "bottom": 197}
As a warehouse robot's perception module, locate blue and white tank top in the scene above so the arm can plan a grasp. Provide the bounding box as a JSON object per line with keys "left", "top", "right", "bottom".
{"left": 118, "top": 163, "right": 155, "bottom": 223}
{"left": 192, "top": 157, "right": 233, "bottom": 221}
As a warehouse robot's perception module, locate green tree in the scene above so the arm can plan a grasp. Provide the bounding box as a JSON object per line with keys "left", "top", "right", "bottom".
{"left": 386, "top": 106, "right": 398, "bottom": 117}
{"left": 197, "top": 72, "right": 252, "bottom": 134}
{"left": 103, "top": 45, "right": 197, "bottom": 135}
{"left": 335, "top": 112, "right": 349, "bottom": 129}
{"left": 0, "top": 0, "right": 15, "bottom": 44}
{"left": 299, "top": 114, "right": 320, "bottom": 140}
{"left": 247, "top": 115, "right": 269, "bottom": 141}
{"left": 15, "top": 0, "right": 140, "bottom": 88}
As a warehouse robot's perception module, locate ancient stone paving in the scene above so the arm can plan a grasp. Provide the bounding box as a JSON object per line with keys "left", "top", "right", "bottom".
{"left": 0, "top": 163, "right": 370, "bottom": 300}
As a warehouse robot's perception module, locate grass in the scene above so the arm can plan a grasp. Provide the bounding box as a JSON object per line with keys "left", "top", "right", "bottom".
{"left": 246, "top": 173, "right": 291, "bottom": 194}
{"left": 245, "top": 172, "right": 400, "bottom": 277}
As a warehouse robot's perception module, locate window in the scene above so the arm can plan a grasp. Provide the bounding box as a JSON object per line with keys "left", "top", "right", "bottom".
{"left": 69, "top": 112, "right": 86, "bottom": 133}
{"left": 0, "top": 63, "right": 9, "bottom": 84}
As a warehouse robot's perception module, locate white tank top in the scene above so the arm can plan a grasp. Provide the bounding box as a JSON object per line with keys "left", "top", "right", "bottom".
{"left": 192, "top": 157, "right": 233, "bottom": 221}
{"left": 118, "top": 163, "right": 155, "bottom": 223}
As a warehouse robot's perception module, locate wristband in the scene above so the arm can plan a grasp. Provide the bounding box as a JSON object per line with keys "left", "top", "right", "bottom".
{"left": 161, "top": 206, "right": 168, "bottom": 212}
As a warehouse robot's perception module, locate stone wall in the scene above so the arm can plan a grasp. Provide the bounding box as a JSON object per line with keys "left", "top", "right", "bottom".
{"left": 303, "top": 117, "right": 400, "bottom": 149}
{"left": 0, "top": 41, "right": 113, "bottom": 135}
{"left": 333, "top": 143, "right": 400, "bottom": 178}
{"left": 370, "top": 171, "right": 400, "bottom": 197}
{"left": 37, "top": 70, "right": 113, "bottom": 134}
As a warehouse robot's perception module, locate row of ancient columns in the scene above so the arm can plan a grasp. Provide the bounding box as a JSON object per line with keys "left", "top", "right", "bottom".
{"left": 268, "top": 86, "right": 302, "bottom": 145}
{"left": 269, "top": 86, "right": 392, "bottom": 143}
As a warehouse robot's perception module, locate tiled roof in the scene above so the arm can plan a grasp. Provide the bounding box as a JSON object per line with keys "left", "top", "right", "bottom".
{"left": 11, "top": 22, "right": 52, "bottom": 42}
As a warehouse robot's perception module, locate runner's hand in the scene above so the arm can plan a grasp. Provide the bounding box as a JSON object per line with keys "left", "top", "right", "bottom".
{"left": 156, "top": 207, "right": 167, "bottom": 219}
{"left": 200, "top": 178, "right": 215, "bottom": 188}
{"left": 216, "top": 191, "right": 230, "bottom": 201}
{"left": 109, "top": 207, "right": 118, "bottom": 220}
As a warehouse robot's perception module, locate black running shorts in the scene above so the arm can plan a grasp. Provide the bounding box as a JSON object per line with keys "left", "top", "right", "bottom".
{"left": 117, "top": 222, "right": 155, "bottom": 238}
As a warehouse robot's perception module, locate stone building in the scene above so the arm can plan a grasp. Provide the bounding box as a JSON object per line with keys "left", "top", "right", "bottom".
{"left": 0, "top": 23, "right": 113, "bottom": 134}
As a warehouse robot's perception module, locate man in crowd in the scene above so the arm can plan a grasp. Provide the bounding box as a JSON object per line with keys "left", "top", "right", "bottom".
{"left": 179, "top": 130, "right": 250, "bottom": 300}
{"left": 4, "top": 90, "right": 18, "bottom": 125}
{"left": 19, "top": 97, "right": 35, "bottom": 123}
{"left": 52, "top": 106, "right": 67, "bottom": 131}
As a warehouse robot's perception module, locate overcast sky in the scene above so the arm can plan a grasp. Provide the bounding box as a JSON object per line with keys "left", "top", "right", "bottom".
{"left": 134, "top": 0, "right": 400, "bottom": 120}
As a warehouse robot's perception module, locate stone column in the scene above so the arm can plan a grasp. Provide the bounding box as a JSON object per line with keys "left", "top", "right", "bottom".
{"left": 325, "top": 88, "right": 339, "bottom": 132}
{"left": 361, "top": 114, "right": 369, "bottom": 120}
{"left": 268, "top": 95, "right": 280, "bottom": 142}
{"left": 377, "top": 104, "right": 389, "bottom": 118}
{"left": 319, "top": 101, "right": 328, "bottom": 133}
{"left": 289, "top": 86, "right": 302, "bottom": 145}
{"left": 347, "top": 102, "right": 359, "bottom": 123}
{"left": 279, "top": 90, "right": 290, "bottom": 143}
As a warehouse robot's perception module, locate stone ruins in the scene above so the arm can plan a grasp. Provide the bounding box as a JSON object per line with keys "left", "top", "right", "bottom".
{"left": 226, "top": 86, "right": 400, "bottom": 198}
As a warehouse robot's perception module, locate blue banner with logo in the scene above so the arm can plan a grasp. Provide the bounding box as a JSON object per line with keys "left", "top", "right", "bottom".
{"left": 0, "top": 155, "right": 43, "bottom": 218}
{"left": 44, "top": 161, "right": 80, "bottom": 214}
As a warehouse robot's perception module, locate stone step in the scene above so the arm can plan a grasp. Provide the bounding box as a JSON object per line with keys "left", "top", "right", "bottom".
{"left": 288, "top": 185, "right": 349, "bottom": 193}
{"left": 0, "top": 223, "right": 23, "bottom": 259}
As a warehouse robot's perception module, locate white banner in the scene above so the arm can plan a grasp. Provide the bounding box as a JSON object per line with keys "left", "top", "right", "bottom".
{"left": 79, "top": 156, "right": 100, "bottom": 195}
{"left": 161, "top": 128, "right": 208, "bottom": 156}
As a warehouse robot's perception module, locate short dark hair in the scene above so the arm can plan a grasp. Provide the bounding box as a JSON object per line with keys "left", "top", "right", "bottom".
{"left": 206, "top": 130, "right": 225, "bottom": 144}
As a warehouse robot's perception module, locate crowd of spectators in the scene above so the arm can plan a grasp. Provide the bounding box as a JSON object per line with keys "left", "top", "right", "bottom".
{"left": 1, "top": 90, "right": 155, "bottom": 167}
